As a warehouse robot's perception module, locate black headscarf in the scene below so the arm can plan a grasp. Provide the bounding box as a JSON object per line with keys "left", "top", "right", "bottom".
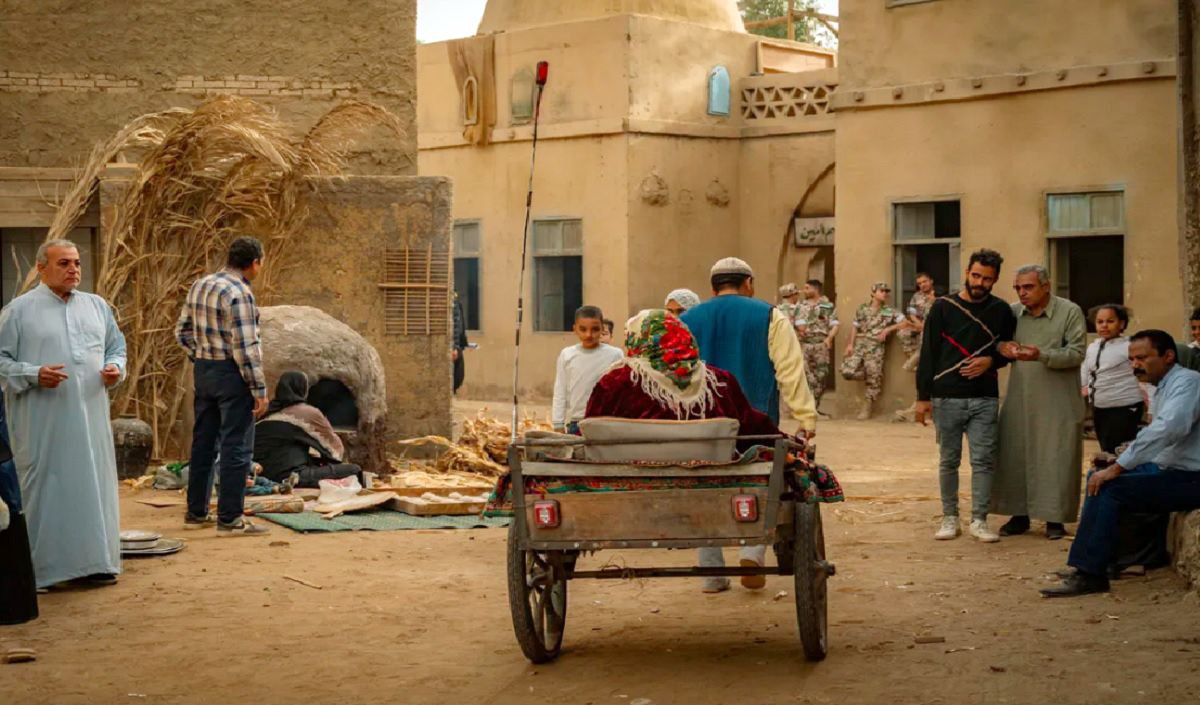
{"left": 267, "top": 371, "right": 310, "bottom": 416}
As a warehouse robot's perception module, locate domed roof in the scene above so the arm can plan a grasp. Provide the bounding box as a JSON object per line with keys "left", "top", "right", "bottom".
{"left": 477, "top": 0, "right": 745, "bottom": 34}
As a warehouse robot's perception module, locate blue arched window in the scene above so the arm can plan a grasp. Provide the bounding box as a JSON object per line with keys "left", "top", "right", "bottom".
{"left": 707, "top": 66, "right": 731, "bottom": 117}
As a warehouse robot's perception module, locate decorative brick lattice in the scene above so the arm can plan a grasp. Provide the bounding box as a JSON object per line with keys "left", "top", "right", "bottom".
{"left": 0, "top": 71, "right": 140, "bottom": 94}
{"left": 741, "top": 82, "right": 837, "bottom": 120}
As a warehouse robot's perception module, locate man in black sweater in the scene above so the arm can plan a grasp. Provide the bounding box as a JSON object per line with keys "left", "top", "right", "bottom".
{"left": 915, "top": 249, "right": 1017, "bottom": 543}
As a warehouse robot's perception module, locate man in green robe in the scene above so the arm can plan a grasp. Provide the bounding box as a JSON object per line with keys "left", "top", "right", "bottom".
{"left": 992, "top": 264, "right": 1086, "bottom": 539}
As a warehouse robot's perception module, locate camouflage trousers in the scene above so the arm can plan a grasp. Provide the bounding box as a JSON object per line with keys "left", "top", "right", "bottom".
{"left": 801, "top": 340, "right": 831, "bottom": 403}
{"left": 899, "top": 330, "right": 922, "bottom": 369}
{"left": 840, "top": 342, "right": 886, "bottom": 401}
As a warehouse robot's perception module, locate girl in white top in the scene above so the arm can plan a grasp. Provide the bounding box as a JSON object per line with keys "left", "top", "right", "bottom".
{"left": 1079, "top": 304, "right": 1145, "bottom": 453}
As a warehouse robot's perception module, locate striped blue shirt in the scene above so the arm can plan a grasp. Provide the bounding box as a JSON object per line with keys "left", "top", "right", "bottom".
{"left": 175, "top": 269, "right": 266, "bottom": 398}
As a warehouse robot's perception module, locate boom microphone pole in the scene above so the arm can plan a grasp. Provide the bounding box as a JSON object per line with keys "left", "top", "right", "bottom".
{"left": 511, "top": 60, "right": 549, "bottom": 443}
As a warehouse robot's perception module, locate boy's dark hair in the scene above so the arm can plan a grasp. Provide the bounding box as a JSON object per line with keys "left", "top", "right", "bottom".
{"left": 711, "top": 273, "right": 751, "bottom": 292}
{"left": 967, "top": 248, "right": 1004, "bottom": 276}
{"left": 916, "top": 271, "right": 933, "bottom": 281}
{"left": 227, "top": 236, "right": 264, "bottom": 270}
{"left": 1129, "top": 329, "right": 1177, "bottom": 358}
{"left": 805, "top": 279, "right": 823, "bottom": 292}
{"left": 1190, "top": 306, "right": 1200, "bottom": 322}
{"left": 1089, "top": 303, "right": 1130, "bottom": 327}
{"left": 602, "top": 318, "right": 614, "bottom": 333}
{"left": 575, "top": 305, "right": 604, "bottom": 322}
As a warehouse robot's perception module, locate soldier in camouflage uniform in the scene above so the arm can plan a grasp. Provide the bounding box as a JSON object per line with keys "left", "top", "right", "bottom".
{"left": 899, "top": 273, "right": 938, "bottom": 372}
{"left": 841, "top": 282, "right": 907, "bottom": 419}
{"left": 795, "top": 279, "right": 839, "bottom": 407}
{"left": 777, "top": 283, "right": 803, "bottom": 332}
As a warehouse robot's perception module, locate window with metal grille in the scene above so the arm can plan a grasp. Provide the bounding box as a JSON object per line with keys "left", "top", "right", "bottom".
{"left": 1047, "top": 191, "right": 1125, "bottom": 332}
{"left": 453, "top": 220, "right": 481, "bottom": 331}
{"left": 532, "top": 218, "right": 583, "bottom": 332}
{"left": 892, "top": 200, "right": 960, "bottom": 308}
{"left": 380, "top": 244, "right": 450, "bottom": 336}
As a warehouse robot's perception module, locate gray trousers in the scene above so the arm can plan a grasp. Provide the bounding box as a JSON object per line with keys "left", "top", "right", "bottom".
{"left": 698, "top": 545, "right": 768, "bottom": 570}
{"left": 932, "top": 397, "right": 999, "bottom": 521}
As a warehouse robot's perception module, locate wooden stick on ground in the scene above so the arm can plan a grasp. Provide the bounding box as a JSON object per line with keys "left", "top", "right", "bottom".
{"left": 282, "top": 574, "right": 323, "bottom": 590}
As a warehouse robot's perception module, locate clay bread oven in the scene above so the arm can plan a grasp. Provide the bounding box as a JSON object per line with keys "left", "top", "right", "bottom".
{"left": 259, "top": 305, "right": 387, "bottom": 471}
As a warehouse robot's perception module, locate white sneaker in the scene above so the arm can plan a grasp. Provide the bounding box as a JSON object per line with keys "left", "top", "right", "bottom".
{"left": 970, "top": 518, "right": 1000, "bottom": 543}
{"left": 935, "top": 516, "right": 960, "bottom": 540}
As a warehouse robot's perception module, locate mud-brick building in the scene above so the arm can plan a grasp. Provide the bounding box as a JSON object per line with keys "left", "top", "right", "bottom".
{"left": 833, "top": 0, "right": 1183, "bottom": 415}
{"left": 0, "top": 1, "right": 454, "bottom": 441}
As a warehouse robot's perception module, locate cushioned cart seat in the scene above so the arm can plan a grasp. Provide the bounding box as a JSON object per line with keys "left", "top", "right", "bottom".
{"left": 577, "top": 417, "right": 739, "bottom": 463}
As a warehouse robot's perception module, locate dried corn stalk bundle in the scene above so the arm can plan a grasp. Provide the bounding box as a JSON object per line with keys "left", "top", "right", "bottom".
{"left": 383, "top": 466, "right": 494, "bottom": 489}
{"left": 389, "top": 411, "right": 553, "bottom": 480}
{"left": 457, "top": 410, "right": 551, "bottom": 464}
{"left": 392, "top": 436, "right": 507, "bottom": 477}
{"left": 31, "top": 95, "right": 404, "bottom": 457}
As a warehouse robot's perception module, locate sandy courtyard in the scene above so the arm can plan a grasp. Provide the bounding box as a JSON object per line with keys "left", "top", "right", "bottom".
{"left": 2, "top": 408, "right": 1199, "bottom": 705}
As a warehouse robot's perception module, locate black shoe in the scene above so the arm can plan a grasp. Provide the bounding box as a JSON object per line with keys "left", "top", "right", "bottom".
{"left": 1045, "top": 522, "right": 1067, "bottom": 540}
{"left": 184, "top": 512, "right": 216, "bottom": 529}
{"left": 999, "top": 516, "right": 1030, "bottom": 536}
{"left": 1053, "top": 567, "right": 1078, "bottom": 580}
{"left": 1039, "top": 572, "right": 1110, "bottom": 598}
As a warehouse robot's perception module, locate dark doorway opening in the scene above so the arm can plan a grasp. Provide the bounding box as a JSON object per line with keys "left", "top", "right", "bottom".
{"left": 308, "top": 378, "right": 359, "bottom": 431}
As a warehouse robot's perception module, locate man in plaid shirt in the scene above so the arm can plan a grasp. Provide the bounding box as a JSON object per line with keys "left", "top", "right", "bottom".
{"left": 175, "top": 236, "right": 270, "bottom": 537}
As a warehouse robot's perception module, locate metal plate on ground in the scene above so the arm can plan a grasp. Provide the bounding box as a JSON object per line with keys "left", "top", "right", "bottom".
{"left": 121, "top": 537, "right": 185, "bottom": 557}
{"left": 120, "top": 529, "right": 163, "bottom": 551}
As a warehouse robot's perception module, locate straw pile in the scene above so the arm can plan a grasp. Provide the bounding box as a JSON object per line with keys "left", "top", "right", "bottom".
{"left": 32, "top": 95, "right": 403, "bottom": 456}
{"left": 389, "top": 410, "right": 552, "bottom": 479}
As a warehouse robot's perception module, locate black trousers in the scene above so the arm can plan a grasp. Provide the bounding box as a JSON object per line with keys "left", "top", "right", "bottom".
{"left": 1092, "top": 402, "right": 1169, "bottom": 571}
{"left": 294, "top": 462, "right": 363, "bottom": 488}
{"left": 1093, "top": 402, "right": 1145, "bottom": 454}
{"left": 0, "top": 512, "right": 39, "bottom": 625}
{"left": 188, "top": 360, "right": 255, "bottom": 524}
{"left": 453, "top": 356, "right": 465, "bottom": 394}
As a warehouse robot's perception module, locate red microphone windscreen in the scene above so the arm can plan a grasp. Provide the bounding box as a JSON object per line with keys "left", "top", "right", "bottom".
{"left": 536, "top": 61, "right": 549, "bottom": 86}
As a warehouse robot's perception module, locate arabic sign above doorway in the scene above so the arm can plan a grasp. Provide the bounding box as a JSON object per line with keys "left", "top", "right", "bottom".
{"left": 794, "top": 217, "right": 834, "bottom": 247}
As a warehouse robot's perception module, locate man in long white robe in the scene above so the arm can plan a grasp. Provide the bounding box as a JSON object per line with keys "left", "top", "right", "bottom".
{"left": 0, "top": 239, "right": 126, "bottom": 588}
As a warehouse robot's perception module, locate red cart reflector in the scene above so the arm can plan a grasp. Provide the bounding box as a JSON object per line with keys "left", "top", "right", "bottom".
{"left": 533, "top": 500, "right": 560, "bottom": 528}
{"left": 732, "top": 495, "right": 758, "bottom": 522}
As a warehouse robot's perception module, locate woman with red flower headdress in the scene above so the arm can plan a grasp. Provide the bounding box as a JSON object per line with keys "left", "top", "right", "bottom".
{"left": 585, "top": 309, "right": 780, "bottom": 450}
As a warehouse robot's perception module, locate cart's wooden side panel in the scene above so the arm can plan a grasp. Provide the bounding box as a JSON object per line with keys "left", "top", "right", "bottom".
{"left": 526, "top": 488, "right": 774, "bottom": 542}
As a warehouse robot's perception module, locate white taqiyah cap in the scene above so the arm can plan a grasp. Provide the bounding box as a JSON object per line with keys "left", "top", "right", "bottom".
{"left": 710, "top": 257, "right": 754, "bottom": 278}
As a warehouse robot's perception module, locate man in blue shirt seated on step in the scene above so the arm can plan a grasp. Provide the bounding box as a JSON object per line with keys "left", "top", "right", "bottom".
{"left": 1041, "top": 329, "right": 1200, "bottom": 598}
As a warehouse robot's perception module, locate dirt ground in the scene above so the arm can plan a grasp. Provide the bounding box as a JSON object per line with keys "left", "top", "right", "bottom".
{"left": 3, "top": 404, "right": 1199, "bottom": 705}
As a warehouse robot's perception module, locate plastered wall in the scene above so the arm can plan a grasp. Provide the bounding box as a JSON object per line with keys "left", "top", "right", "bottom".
{"left": 840, "top": 0, "right": 1175, "bottom": 89}
{"left": 835, "top": 79, "right": 1180, "bottom": 413}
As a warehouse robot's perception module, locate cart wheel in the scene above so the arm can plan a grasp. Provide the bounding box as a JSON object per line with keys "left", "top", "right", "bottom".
{"left": 793, "top": 502, "right": 829, "bottom": 661}
{"left": 507, "top": 520, "right": 568, "bottom": 663}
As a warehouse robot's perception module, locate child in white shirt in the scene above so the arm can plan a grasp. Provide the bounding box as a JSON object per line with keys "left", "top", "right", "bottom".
{"left": 552, "top": 306, "right": 623, "bottom": 433}
{"left": 1080, "top": 304, "right": 1144, "bottom": 453}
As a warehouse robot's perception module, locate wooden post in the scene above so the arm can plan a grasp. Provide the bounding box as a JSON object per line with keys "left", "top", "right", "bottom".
{"left": 1179, "top": 0, "right": 1200, "bottom": 313}
{"left": 787, "top": 0, "right": 796, "bottom": 41}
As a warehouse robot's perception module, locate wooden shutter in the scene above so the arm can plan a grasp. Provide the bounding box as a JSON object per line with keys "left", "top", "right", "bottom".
{"left": 380, "top": 245, "right": 450, "bottom": 336}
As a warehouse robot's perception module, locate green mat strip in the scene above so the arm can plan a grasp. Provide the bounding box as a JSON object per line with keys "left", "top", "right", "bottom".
{"left": 257, "top": 510, "right": 511, "bottom": 533}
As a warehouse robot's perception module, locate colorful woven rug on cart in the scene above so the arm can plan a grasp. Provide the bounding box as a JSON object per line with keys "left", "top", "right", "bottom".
{"left": 483, "top": 446, "right": 843, "bottom": 518}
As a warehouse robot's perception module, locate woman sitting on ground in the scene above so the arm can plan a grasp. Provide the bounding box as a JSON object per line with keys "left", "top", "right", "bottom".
{"left": 253, "top": 371, "right": 362, "bottom": 488}
{"left": 585, "top": 309, "right": 780, "bottom": 448}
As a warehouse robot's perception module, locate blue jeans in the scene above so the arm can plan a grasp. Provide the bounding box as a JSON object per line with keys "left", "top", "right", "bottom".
{"left": 187, "top": 360, "right": 256, "bottom": 524}
{"left": 932, "top": 398, "right": 999, "bottom": 521}
{"left": 1068, "top": 464, "right": 1200, "bottom": 576}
